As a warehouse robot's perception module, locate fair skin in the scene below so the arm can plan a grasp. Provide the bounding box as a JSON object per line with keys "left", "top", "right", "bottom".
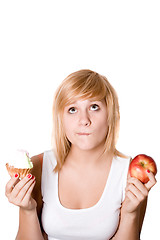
{"left": 5, "top": 99, "right": 156, "bottom": 240}
{"left": 59, "top": 99, "right": 113, "bottom": 209}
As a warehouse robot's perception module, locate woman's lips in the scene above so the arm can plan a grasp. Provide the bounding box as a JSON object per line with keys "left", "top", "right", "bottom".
{"left": 77, "top": 133, "right": 91, "bottom": 136}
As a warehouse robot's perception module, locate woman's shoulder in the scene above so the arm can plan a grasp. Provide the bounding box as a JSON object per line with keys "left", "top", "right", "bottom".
{"left": 114, "top": 151, "right": 131, "bottom": 162}
{"left": 30, "top": 153, "right": 44, "bottom": 187}
{"left": 31, "top": 152, "right": 44, "bottom": 168}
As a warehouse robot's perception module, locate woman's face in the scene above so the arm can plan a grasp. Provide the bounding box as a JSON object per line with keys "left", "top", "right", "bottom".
{"left": 63, "top": 98, "right": 108, "bottom": 151}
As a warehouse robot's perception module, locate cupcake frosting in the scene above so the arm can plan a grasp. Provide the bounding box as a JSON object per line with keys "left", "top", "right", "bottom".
{"left": 7, "top": 149, "right": 33, "bottom": 169}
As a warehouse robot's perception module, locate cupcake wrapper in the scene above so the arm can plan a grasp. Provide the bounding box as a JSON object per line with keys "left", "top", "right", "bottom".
{"left": 6, "top": 163, "right": 32, "bottom": 179}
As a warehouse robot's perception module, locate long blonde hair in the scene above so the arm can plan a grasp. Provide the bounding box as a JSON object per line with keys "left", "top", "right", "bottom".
{"left": 52, "top": 69, "right": 124, "bottom": 172}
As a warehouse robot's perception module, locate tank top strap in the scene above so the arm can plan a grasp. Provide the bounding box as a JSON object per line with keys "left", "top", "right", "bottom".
{"left": 41, "top": 150, "right": 57, "bottom": 198}
{"left": 121, "top": 156, "right": 131, "bottom": 201}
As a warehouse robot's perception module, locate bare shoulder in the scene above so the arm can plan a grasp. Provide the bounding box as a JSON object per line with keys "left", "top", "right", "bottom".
{"left": 31, "top": 153, "right": 44, "bottom": 187}
{"left": 31, "top": 153, "right": 44, "bottom": 177}
{"left": 30, "top": 152, "right": 44, "bottom": 190}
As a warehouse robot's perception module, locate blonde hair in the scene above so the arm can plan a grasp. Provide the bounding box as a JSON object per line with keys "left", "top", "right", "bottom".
{"left": 52, "top": 69, "right": 124, "bottom": 173}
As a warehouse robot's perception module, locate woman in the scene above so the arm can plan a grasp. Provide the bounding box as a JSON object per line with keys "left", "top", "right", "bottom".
{"left": 5, "top": 69, "right": 156, "bottom": 240}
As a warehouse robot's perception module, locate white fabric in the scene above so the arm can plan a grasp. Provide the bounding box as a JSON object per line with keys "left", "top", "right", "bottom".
{"left": 41, "top": 150, "right": 130, "bottom": 240}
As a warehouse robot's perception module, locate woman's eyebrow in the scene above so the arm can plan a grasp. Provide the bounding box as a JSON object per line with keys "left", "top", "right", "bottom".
{"left": 67, "top": 101, "right": 76, "bottom": 106}
{"left": 66, "top": 99, "right": 102, "bottom": 106}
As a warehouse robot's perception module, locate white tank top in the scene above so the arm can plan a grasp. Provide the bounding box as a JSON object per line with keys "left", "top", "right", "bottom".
{"left": 41, "top": 150, "right": 130, "bottom": 240}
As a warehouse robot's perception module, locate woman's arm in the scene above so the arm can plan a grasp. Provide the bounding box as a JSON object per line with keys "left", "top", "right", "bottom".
{"left": 5, "top": 153, "right": 46, "bottom": 240}
{"left": 16, "top": 207, "right": 44, "bottom": 240}
{"left": 112, "top": 171, "right": 156, "bottom": 240}
{"left": 31, "top": 153, "right": 48, "bottom": 239}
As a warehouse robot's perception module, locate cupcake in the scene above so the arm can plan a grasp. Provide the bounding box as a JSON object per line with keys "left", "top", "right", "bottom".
{"left": 6, "top": 149, "right": 33, "bottom": 179}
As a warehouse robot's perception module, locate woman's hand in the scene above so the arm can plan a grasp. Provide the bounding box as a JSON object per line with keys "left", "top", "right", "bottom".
{"left": 5, "top": 173, "right": 37, "bottom": 212}
{"left": 122, "top": 170, "right": 157, "bottom": 214}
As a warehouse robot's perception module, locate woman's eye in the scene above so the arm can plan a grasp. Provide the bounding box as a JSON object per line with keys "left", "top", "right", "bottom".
{"left": 68, "top": 107, "right": 77, "bottom": 114}
{"left": 90, "top": 104, "right": 99, "bottom": 111}
{"left": 68, "top": 104, "right": 99, "bottom": 113}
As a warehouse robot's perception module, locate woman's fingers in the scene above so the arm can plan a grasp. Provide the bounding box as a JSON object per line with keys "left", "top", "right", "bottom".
{"left": 5, "top": 173, "right": 20, "bottom": 197}
{"left": 6, "top": 173, "right": 35, "bottom": 206}
{"left": 17, "top": 176, "right": 35, "bottom": 203}
{"left": 123, "top": 169, "right": 157, "bottom": 214}
{"left": 125, "top": 188, "right": 139, "bottom": 206}
{"left": 20, "top": 180, "right": 36, "bottom": 209}
{"left": 5, "top": 173, "right": 37, "bottom": 211}
{"left": 127, "top": 177, "right": 148, "bottom": 198}
{"left": 11, "top": 174, "right": 33, "bottom": 199}
{"left": 126, "top": 170, "right": 157, "bottom": 203}
{"left": 126, "top": 180, "right": 147, "bottom": 204}
{"left": 145, "top": 170, "right": 157, "bottom": 191}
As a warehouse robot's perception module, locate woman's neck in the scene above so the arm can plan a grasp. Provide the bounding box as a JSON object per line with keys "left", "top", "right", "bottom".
{"left": 65, "top": 145, "right": 113, "bottom": 169}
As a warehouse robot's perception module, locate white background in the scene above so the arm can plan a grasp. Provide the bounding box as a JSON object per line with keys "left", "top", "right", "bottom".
{"left": 0, "top": 1, "right": 160, "bottom": 239}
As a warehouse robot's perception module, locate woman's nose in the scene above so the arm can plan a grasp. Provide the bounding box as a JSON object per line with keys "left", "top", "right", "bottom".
{"left": 78, "top": 111, "right": 91, "bottom": 126}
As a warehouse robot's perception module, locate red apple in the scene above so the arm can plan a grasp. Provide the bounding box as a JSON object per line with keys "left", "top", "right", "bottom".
{"left": 129, "top": 154, "right": 157, "bottom": 183}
